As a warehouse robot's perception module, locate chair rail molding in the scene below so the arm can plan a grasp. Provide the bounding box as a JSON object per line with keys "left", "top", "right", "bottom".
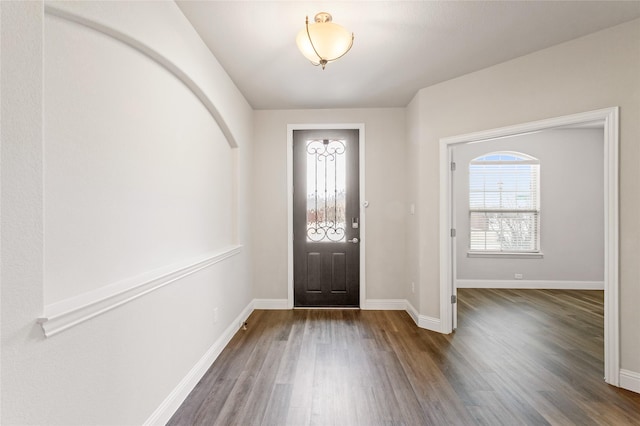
{"left": 38, "top": 245, "right": 242, "bottom": 337}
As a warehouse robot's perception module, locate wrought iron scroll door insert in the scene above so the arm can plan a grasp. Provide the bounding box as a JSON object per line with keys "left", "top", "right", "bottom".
{"left": 306, "top": 139, "right": 347, "bottom": 243}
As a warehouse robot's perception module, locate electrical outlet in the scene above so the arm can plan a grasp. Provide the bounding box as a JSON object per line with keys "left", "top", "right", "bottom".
{"left": 514, "top": 273, "right": 523, "bottom": 280}
{"left": 213, "top": 307, "right": 219, "bottom": 323}
{"left": 411, "top": 282, "right": 415, "bottom": 293}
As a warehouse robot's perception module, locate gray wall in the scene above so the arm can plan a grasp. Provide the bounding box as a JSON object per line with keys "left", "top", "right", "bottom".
{"left": 454, "top": 128, "right": 604, "bottom": 284}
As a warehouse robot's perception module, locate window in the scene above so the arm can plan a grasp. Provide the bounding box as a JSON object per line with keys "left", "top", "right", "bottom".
{"left": 469, "top": 151, "right": 540, "bottom": 253}
{"left": 306, "top": 139, "right": 346, "bottom": 242}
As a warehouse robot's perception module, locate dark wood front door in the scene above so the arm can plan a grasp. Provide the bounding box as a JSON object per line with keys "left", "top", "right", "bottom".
{"left": 293, "top": 129, "right": 360, "bottom": 307}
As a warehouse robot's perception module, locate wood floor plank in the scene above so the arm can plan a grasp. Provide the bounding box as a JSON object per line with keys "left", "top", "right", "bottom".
{"left": 236, "top": 339, "right": 288, "bottom": 425}
{"left": 260, "top": 383, "right": 293, "bottom": 426}
{"left": 168, "top": 289, "right": 640, "bottom": 426}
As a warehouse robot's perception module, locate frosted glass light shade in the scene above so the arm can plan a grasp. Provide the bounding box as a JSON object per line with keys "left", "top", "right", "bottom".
{"left": 296, "top": 13, "right": 353, "bottom": 69}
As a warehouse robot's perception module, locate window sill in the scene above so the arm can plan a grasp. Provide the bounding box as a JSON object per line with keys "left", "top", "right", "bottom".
{"left": 467, "top": 251, "right": 544, "bottom": 259}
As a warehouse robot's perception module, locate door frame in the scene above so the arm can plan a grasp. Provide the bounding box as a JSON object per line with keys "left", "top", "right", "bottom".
{"left": 287, "top": 124, "right": 366, "bottom": 309}
{"left": 439, "top": 107, "right": 619, "bottom": 386}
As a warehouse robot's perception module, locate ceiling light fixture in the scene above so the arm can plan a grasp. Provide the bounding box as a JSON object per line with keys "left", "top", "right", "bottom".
{"left": 296, "top": 12, "right": 354, "bottom": 70}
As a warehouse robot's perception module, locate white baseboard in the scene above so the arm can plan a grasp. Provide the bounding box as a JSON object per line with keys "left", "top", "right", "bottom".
{"left": 253, "top": 298, "right": 289, "bottom": 309}
{"left": 417, "top": 314, "right": 442, "bottom": 333}
{"left": 405, "top": 301, "right": 442, "bottom": 333}
{"left": 364, "top": 299, "right": 443, "bottom": 333}
{"left": 362, "top": 299, "right": 407, "bottom": 310}
{"left": 405, "top": 301, "right": 420, "bottom": 325}
{"left": 456, "top": 279, "right": 604, "bottom": 290}
{"left": 620, "top": 369, "right": 640, "bottom": 394}
{"left": 254, "top": 297, "right": 444, "bottom": 335}
{"left": 144, "top": 301, "right": 253, "bottom": 426}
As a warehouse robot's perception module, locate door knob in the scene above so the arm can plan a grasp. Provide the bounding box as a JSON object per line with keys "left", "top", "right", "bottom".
{"left": 348, "top": 238, "right": 359, "bottom": 243}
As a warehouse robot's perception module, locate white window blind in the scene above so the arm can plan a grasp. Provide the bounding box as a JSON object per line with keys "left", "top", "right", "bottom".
{"left": 469, "top": 152, "right": 540, "bottom": 252}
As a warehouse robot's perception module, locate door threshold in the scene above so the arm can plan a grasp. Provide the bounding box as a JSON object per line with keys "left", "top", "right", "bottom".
{"left": 293, "top": 307, "right": 361, "bottom": 310}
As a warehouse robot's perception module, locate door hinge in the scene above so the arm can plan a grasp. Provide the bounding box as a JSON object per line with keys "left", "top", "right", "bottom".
{"left": 451, "top": 161, "right": 456, "bottom": 171}
{"left": 451, "top": 295, "right": 457, "bottom": 304}
{"left": 450, "top": 228, "right": 456, "bottom": 237}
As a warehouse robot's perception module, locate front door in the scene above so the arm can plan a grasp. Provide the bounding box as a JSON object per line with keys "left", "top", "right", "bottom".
{"left": 293, "top": 129, "right": 360, "bottom": 307}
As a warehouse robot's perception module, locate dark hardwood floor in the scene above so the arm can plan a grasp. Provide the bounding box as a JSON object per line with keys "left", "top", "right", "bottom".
{"left": 168, "top": 289, "right": 640, "bottom": 425}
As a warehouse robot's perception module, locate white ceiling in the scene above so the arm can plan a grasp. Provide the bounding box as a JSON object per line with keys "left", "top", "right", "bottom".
{"left": 177, "top": 1, "right": 640, "bottom": 110}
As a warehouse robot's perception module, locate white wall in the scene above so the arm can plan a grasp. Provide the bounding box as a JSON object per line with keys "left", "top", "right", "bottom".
{"left": 44, "top": 13, "right": 234, "bottom": 303}
{"left": 406, "top": 18, "right": 640, "bottom": 373}
{"left": 1, "top": 2, "right": 254, "bottom": 425}
{"left": 454, "top": 128, "right": 604, "bottom": 284}
{"left": 252, "top": 109, "right": 407, "bottom": 303}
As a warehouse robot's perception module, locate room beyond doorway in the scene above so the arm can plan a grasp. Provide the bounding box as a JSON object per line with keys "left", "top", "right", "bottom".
{"left": 439, "top": 107, "right": 620, "bottom": 387}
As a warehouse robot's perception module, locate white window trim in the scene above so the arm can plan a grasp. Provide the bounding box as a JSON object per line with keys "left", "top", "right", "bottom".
{"left": 467, "top": 251, "right": 544, "bottom": 259}
{"left": 468, "top": 152, "right": 541, "bottom": 253}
